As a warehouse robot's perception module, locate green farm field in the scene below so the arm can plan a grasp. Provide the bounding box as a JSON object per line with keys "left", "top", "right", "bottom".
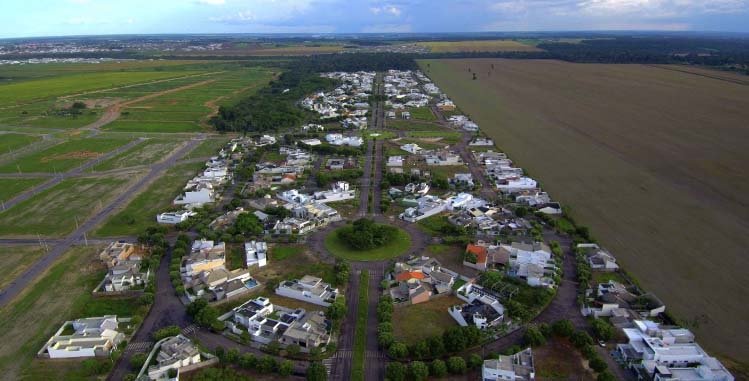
{"left": 92, "top": 138, "right": 186, "bottom": 171}
{"left": 422, "top": 58, "right": 749, "bottom": 363}
{"left": 0, "top": 137, "right": 132, "bottom": 173}
{"left": 0, "top": 175, "right": 129, "bottom": 237}
{"left": 417, "top": 39, "right": 541, "bottom": 52}
{"left": 0, "top": 133, "right": 41, "bottom": 153}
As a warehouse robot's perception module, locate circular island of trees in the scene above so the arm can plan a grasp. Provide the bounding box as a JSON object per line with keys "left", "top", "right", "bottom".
{"left": 324, "top": 218, "right": 411, "bottom": 261}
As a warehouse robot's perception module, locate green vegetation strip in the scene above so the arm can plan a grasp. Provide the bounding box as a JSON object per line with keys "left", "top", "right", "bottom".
{"left": 0, "top": 178, "right": 45, "bottom": 202}
{"left": 324, "top": 226, "right": 411, "bottom": 261}
{"left": 0, "top": 133, "right": 41, "bottom": 153}
{"left": 0, "top": 137, "right": 132, "bottom": 173}
{"left": 351, "top": 270, "right": 369, "bottom": 381}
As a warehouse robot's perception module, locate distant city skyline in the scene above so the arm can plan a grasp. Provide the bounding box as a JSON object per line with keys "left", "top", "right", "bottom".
{"left": 1, "top": 0, "right": 748, "bottom": 39}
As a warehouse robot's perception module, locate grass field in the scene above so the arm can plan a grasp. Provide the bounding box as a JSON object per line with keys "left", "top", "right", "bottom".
{"left": 417, "top": 40, "right": 541, "bottom": 53}
{"left": 0, "top": 178, "right": 46, "bottom": 202}
{"left": 406, "top": 107, "right": 436, "bottom": 121}
{"left": 0, "top": 137, "right": 132, "bottom": 173}
{"left": 0, "top": 244, "right": 142, "bottom": 381}
{"left": 534, "top": 337, "right": 596, "bottom": 381}
{"left": 92, "top": 138, "right": 185, "bottom": 171}
{"left": 0, "top": 133, "right": 41, "bottom": 153}
{"left": 0, "top": 175, "right": 129, "bottom": 237}
{"left": 184, "top": 137, "right": 233, "bottom": 159}
{"left": 103, "top": 120, "right": 203, "bottom": 133}
{"left": 0, "top": 245, "right": 47, "bottom": 290}
{"left": 392, "top": 295, "right": 462, "bottom": 344}
{"left": 324, "top": 227, "right": 411, "bottom": 261}
{"left": 386, "top": 120, "right": 449, "bottom": 132}
{"left": 93, "top": 162, "right": 203, "bottom": 236}
{"left": 351, "top": 270, "right": 368, "bottom": 381}
{"left": 421, "top": 58, "right": 749, "bottom": 363}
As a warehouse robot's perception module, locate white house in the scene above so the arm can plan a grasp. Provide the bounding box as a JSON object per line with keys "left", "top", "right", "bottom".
{"left": 449, "top": 283, "right": 505, "bottom": 329}
{"left": 503, "top": 242, "right": 556, "bottom": 287}
{"left": 245, "top": 241, "right": 268, "bottom": 268}
{"left": 617, "top": 320, "right": 734, "bottom": 381}
{"left": 300, "top": 138, "right": 322, "bottom": 146}
{"left": 156, "top": 210, "right": 197, "bottom": 224}
{"left": 469, "top": 137, "right": 494, "bottom": 146}
{"left": 577, "top": 243, "right": 619, "bottom": 272}
{"left": 400, "top": 143, "right": 422, "bottom": 154}
{"left": 146, "top": 335, "right": 204, "bottom": 380}
{"left": 496, "top": 177, "right": 538, "bottom": 194}
{"left": 483, "top": 348, "right": 535, "bottom": 381}
{"left": 275, "top": 275, "right": 339, "bottom": 307}
{"left": 387, "top": 156, "right": 404, "bottom": 167}
{"left": 446, "top": 192, "right": 474, "bottom": 211}
{"left": 42, "top": 316, "right": 124, "bottom": 359}
{"left": 399, "top": 195, "right": 446, "bottom": 223}
{"left": 174, "top": 186, "right": 214, "bottom": 207}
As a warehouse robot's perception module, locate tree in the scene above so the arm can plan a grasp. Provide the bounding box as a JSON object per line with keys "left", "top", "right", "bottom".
{"left": 306, "top": 361, "right": 328, "bottom": 381}
{"left": 257, "top": 356, "right": 278, "bottom": 373}
{"left": 427, "top": 335, "right": 446, "bottom": 357}
{"left": 514, "top": 206, "right": 528, "bottom": 217}
{"left": 589, "top": 356, "right": 608, "bottom": 373}
{"left": 130, "top": 352, "right": 147, "bottom": 370}
{"left": 409, "top": 361, "right": 429, "bottom": 381}
{"left": 388, "top": 342, "right": 409, "bottom": 359}
{"left": 286, "top": 344, "right": 301, "bottom": 357}
{"left": 467, "top": 353, "right": 483, "bottom": 369}
{"left": 552, "top": 319, "right": 575, "bottom": 337}
{"left": 411, "top": 340, "right": 430, "bottom": 359}
{"left": 152, "top": 325, "right": 181, "bottom": 341}
{"left": 235, "top": 212, "right": 263, "bottom": 236}
{"left": 443, "top": 327, "right": 468, "bottom": 352}
{"left": 597, "top": 370, "right": 616, "bottom": 381}
{"left": 227, "top": 348, "right": 240, "bottom": 364}
{"left": 386, "top": 362, "right": 407, "bottom": 381}
{"left": 570, "top": 331, "right": 595, "bottom": 349}
{"left": 591, "top": 319, "right": 614, "bottom": 341}
{"left": 279, "top": 360, "right": 294, "bottom": 376}
{"left": 338, "top": 218, "right": 398, "bottom": 250}
{"left": 430, "top": 359, "right": 448, "bottom": 377}
{"left": 326, "top": 299, "right": 347, "bottom": 322}
{"left": 447, "top": 356, "right": 467, "bottom": 374}
{"left": 523, "top": 326, "right": 546, "bottom": 347}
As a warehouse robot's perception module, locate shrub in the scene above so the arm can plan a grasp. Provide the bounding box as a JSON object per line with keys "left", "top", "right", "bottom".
{"left": 430, "top": 359, "right": 448, "bottom": 377}
{"left": 386, "top": 362, "right": 407, "bottom": 381}
{"left": 152, "top": 325, "right": 181, "bottom": 341}
{"left": 409, "top": 361, "right": 429, "bottom": 381}
{"left": 447, "top": 356, "right": 467, "bottom": 374}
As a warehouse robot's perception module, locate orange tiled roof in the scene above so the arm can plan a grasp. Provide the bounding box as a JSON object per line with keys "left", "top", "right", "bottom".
{"left": 466, "top": 244, "right": 488, "bottom": 264}
{"left": 395, "top": 271, "right": 426, "bottom": 282}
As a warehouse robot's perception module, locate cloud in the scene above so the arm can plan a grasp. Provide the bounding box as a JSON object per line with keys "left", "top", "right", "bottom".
{"left": 362, "top": 23, "right": 411, "bottom": 33}
{"left": 577, "top": 0, "right": 749, "bottom": 17}
{"left": 369, "top": 4, "right": 402, "bottom": 17}
{"left": 209, "top": 11, "right": 255, "bottom": 23}
{"left": 196, "top": 0, "right": 226, "bottom": 5}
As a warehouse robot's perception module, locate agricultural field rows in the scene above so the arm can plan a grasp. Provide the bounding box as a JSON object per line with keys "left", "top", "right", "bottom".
{"left": 421, "top": 58, "right": 749, "bottom": 361}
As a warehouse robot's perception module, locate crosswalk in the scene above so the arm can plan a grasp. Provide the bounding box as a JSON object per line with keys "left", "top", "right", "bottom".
{"left": 124, "top": 341, "right": 153, "bottom": 354}
{"left": 366, "top": 349, "right": 387, "bottom": 359}
{"left": 181, "top": 324, "right": 198, "bottom": 336}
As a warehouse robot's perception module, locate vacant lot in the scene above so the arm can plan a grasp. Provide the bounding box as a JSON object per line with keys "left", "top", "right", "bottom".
{"left": 0, "top": 244, "right": 142, "bottom": 381}
{"left": 94, "top": 162, "right": 202, "bottom": 236}
{"left": 0, "top": 137, "right": 131, "bottom": 173}
{"left": 392, "top": 295, "right": 462, "bottom": 344}
{"left": 534, "top": 337, "right": 595, "bottom": 381}
{"left": 93, "top": 138, "right": 186, "bottom": 171}
{"left": 0, "top": 178, "right": 45, "bottom": 202}
{"left": 0, "top": 245, "right": 47, "bottom": 290}
{"left": 0, "top": 133, "right": 41, "bottom": 153}
{"left": 422, "top": 58, "right": 749, "bottom": 362}
{"left": 0, "top": 175, "right": 129, "bottom": 237}
{"left": 417, "top": 40, "right": 541, "bottom": 53}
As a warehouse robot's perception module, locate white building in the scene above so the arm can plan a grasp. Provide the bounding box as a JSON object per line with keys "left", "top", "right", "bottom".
{"left": 173, "top": 186, "right": 214, "bottom": 207}
{"left": 275, "top": 275, "right": 339, "bottom": 307}
{"left": 446, "top": 192, "right": 474, "bottom": 211}
{"left": 400, "top": 143, "right": 422, "bottom": 154}
{"left": 42, "top": 316, "right": 124, "bottom": 359}
{"left": 469, "top": 137, "right": 494, "bottom": 146}
{"left": 399, "top": 195, "right": 446, "bottom": 223}
{"left": 496, "top": 177, "right": 538, "bottom": 194}
{"left": 146, "top": 335, "right": 204, "bottom": 380}
{"left": 387, "top": 156, "right": 404, "bottom": 167}
{"left": 313, "top": 181, "right": 355, "bottom": 203}
{"left": 300, "top": 138, "right": 322, "bottom": 146}
{"left": 244, "top": 241, "right": 268, "bottom": 268}
{"left": 449, "top": 283, "right": 505, "bottom": 329}
{"left": 483, "top": 348, "right": 535, "bottom": 381}
{"left": 503, "top": 242, "right": 556, "bottom": 287}
{"left": 618, "top": 320, "right": 733, "bottom": 381}
{"left": 156, "top": 210, "right": 197, "bottom": 224}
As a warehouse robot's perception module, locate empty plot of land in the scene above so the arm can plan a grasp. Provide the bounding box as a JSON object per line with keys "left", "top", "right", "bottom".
{"left": 0, "top": 175, "right": 130, "bottom": 237}
{"left": 0, "top": 137, "right": 132, "bottom": 173}
{"left": 0, "top": 244, "right": 140, "bottom": 381}
{"left": 0, "top": 133, "right": 41, "bottom": 153}
{"left": 93, "top": 162, "right": 202, "bottom": 237}
{"left": 422, "top": 58, "right": 749, "bottom": 361}
{"left": 0, "top": 245, "right": 47, "bottom": 290}
{"left": 417, "top": 40, "right": 541, "bottom": 52}
{"left": 392, "top": 295, "right": 462, "bottom": 344}
{"left": 0, "top": 178, "right": 46, "bottom": 202}
{"left": 92, "top": 138, "right": 186, "bottom": 171}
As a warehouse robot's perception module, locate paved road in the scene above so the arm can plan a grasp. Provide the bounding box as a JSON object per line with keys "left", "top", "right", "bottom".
{"left": 0, "top": 138, "right": 201, "bottom": 307}
{"left": 0, "top": 138, "right": 145, "bottom": 211}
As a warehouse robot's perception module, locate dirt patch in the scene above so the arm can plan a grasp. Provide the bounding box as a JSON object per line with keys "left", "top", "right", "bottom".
{"left": 534, "top": 337, "right": 595, "bottom": 381}
{"left": 40, "top": 150, "right": 101, "bottom": 162}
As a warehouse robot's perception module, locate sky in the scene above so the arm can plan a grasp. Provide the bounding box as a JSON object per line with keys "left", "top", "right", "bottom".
{"left": 1, "top": 0, "right": 748, "bottom": 38}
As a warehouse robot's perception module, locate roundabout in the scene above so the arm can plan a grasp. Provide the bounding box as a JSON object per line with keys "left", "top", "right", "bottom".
{"left": 324, "top": 219, "right": 412, "bottom": 261}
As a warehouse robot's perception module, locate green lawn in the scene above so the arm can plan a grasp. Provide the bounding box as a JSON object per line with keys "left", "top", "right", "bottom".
{"left": 0, "top": 178, "right": 46, "bottom": 202}
{"left": 351, "top": 270, "right": 369, "bottom": 381}
{"left": 0, "top": 137, "right": 132, "bottom": 173}
{"left": 270, "top": 245, "right": 304, "bottom": 261}
{"left": 0, "top": 175, "right": 129, "bottom": 237}
{"left": 93, "top": 138, "right": 184, "bottom": 171}
{"left": 407, "top": 107, "right": 437, "bottom": 121}
{"left": 0, "top": 245, "right": 145, "bottom": 381}
{"left": 407, "top": 130, "right": 462, "bottom": 143}
{"left": 0, "top": 133, "right": 41, "bottom": 153}
{"left": 94, "top": 162, "right": 203, "bottom": 236}
{"left": 324, "top": 226, "right": 411, "bottom": 261}
{"left": 387, "top": 120, "right": 446, "bottom": 131}
{"left": 392, "top": 295, "right": 462, "bottom": 344}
